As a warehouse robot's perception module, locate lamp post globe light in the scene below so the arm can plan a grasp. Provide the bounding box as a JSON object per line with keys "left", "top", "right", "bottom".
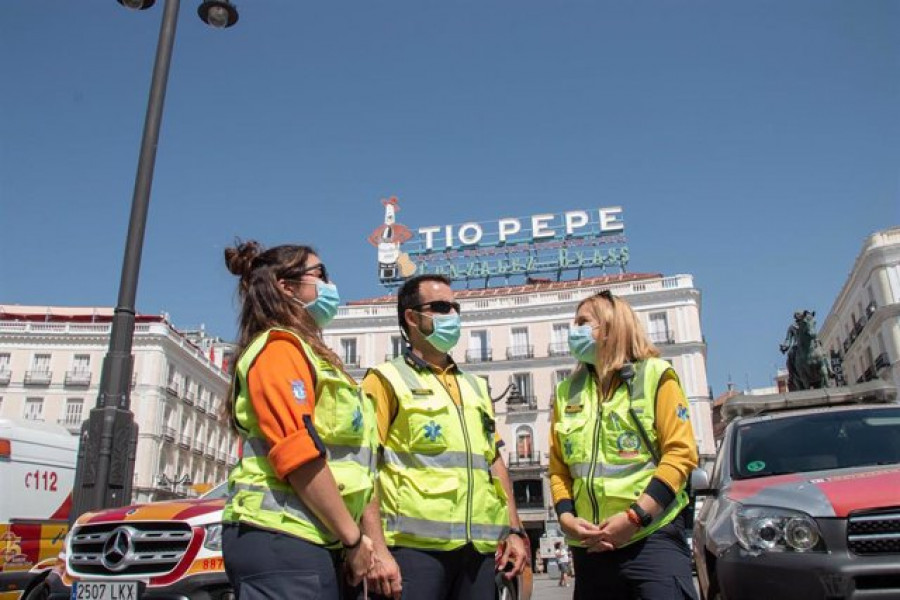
{"left": 70, "top": 0, "right": 238, "bottom": 525}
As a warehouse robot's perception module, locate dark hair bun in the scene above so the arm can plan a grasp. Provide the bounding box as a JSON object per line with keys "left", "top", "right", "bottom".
{"left": 225, "top": 239, "right": 263, "bottom": 278}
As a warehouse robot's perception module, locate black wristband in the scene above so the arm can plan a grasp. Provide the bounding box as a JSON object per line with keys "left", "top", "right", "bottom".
{"left": 507, "top": 527, "right": 527, "bottom": 540}
{"left": 629, "top": 503, "right": 653, "bottom": 528}
{"left": 342, "top": 530, "right": 363, "bottom": 550}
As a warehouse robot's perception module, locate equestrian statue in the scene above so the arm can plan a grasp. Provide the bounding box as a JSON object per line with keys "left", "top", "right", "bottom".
{"left": 780, "top": 310, "right": 832, "bottom": 391}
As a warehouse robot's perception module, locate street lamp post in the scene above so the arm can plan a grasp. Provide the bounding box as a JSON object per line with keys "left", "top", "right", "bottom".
{"left": 158, "top": 472, "right": 192, "bottom": 496}
{"left": 70, "top": 0, "right": 238, "bottom": 524}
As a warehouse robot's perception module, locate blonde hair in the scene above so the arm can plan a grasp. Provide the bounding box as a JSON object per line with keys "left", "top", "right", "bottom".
{"left": 575, "top": 291, "right": 659, "bottom": 384}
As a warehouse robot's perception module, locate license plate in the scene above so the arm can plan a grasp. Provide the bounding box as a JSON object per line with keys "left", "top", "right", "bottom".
{"left": 72, "top": 581, "right": 139, "bottom": 600}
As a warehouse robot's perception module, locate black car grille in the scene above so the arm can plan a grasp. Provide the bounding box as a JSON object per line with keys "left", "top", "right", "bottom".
{"left": 68, "top": 521, "right": 194, "bottom": 576}
{"left": 847, "top": 509, "right": 900, "bottom": 555}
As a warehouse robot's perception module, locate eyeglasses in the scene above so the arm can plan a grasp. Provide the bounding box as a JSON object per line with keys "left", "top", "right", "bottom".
{"left": 294, "top": 263, "right": 329, "bottom": 283}
{"left": 411, "top": 300, "right": 461, "bottom": 315}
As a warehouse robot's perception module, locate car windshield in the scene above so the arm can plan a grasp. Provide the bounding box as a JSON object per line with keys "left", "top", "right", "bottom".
{"left": 733, "top": 406, "right": 900, "bottom": 480}
{"left": 201, "top": 482, "right": 229, "bottom": 499}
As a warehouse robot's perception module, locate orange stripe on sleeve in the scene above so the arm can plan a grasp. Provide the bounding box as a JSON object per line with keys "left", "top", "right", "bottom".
{"left": 247, "top": 335, "right": 324, "bottom": 480}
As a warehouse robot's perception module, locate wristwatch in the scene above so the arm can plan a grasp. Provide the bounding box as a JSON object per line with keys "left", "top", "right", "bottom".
{"left": 507, "top": 527, "right": 528, "bottom": 540}
{"left": 629, "top": 503, "right": 653, "bottom": 528}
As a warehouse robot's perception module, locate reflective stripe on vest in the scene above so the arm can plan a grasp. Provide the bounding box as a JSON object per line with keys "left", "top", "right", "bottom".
{"left": 383, "top": 514, "right": 509, "bottom": 543}
{"left": 230, "top": 482, "right": 328, "bottom": 532}
{"left": 243, "top": 437, "right": 375, "bottom": 471}
{"left": 382, "top": 448, "right": 491, "bottom": 471}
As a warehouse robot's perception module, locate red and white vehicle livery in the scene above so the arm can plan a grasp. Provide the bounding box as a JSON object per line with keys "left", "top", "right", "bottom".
{"left": 692, "top": 381, "right": 900, "bottom": 600}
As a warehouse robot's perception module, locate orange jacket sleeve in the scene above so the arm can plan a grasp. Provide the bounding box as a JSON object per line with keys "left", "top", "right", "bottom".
{"left": 652, "top": 372, "right": 700, "bottom": 493}
{"left": 247, "top": 333, "right": 325, "bottom": 480}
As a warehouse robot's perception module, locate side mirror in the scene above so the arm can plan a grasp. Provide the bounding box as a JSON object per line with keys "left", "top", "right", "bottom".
{"left": 690, "top": 468, "right": 717, "bottom": 497}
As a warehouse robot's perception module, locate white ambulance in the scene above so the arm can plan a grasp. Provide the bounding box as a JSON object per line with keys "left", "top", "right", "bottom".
{"left": 0, "top": 418, "right": 77, "bottom": 600}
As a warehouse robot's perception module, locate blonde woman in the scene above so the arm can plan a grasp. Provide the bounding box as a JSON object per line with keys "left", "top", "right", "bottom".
{"left": 548, "top": 290, "right": 698, "bottom": 599}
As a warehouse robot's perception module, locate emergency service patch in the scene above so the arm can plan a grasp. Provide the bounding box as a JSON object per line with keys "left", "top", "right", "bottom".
{"left": 424, "top": 421, "right": 443, "bottom": 442}
{"left": 291, "top": 380, "right": 307, "bottom": 404}
{"left": 352, "top": 407, "right": 363, "bottom": 432}
{"left": 676, "top": 404, "right": 690, "bottom": 422}
{"left": 563, "top": 439, "right": 574, "bottom": 457}
{"left": 616, "top": 432, "right": 641, "bottom": 458}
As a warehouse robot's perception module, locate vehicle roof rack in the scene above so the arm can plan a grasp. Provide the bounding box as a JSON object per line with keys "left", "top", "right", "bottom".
{"left": 721, "top": 380, "right": 897, "bottom": 423}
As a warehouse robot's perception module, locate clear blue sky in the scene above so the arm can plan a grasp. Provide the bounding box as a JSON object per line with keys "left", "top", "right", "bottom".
{"left": 2, "top": 1, "right": 898, "bottom": 396}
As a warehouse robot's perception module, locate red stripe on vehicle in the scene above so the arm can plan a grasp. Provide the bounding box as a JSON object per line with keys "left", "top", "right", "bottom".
{"left": 150, "top": 527, "right": 205, "bottom": 586}
{"left": 813, "top": 468, "right": 900, "bottom": 517}
{"left": 50, "top": 493, "right": 72, "bottom": 520}
{"left": 728, "top": 473, "right": 805, "bottom": 502}
{"left": 172, "top": 499, "right": 225, "bottom": 521}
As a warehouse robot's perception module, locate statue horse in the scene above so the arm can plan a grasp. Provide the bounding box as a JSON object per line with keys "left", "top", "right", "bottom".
{"left": 781, "top": 310, "right": 831, "bottom": 391}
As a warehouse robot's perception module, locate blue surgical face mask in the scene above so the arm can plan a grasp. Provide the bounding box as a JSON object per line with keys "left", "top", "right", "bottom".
{"left": 294, "top": 281, "right": 340, "bottom": 327}
{"left": 568, "top": 324, "right": 599, "bottom": 364}
{"left": 417, "top": 312, "right": 461, "bottom": 353}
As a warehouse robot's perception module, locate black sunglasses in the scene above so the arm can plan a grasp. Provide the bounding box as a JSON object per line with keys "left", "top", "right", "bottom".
{"left": 294, "top": 263, "right": 330, "bottom": 283}
{"left": 412, "top": 300, "right": 461, "bottom": 315}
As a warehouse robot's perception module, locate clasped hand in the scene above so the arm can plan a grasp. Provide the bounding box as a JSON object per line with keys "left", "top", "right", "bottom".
{"left": 560, "top": 512, "right": 639, "bottom": 553}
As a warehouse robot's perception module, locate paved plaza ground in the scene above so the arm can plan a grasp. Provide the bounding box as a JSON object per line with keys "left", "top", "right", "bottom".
{"left": 529, "top": 572, "right": 701, "bottom": 599}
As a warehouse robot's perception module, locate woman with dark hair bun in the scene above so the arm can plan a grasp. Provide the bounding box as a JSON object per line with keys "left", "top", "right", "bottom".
{"left": 221, "top": 240, "right": 377, "bottom": 600}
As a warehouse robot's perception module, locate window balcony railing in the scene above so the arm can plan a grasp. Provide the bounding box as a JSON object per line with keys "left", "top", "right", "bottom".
{"left": 343, "top": 357, "right": 360, "bottom": 368}
{"left": 507, "top": 395, "right": 538, "bottom": 411}
{"left": 0, "top": 370, "right": 10, "bottom": 385}
{"left": 514, "top": 499, "right": 546, "bottom": 511}
{"left": 508, "top": 452, "right": 542, "bottom": 468}
{"left": 649, "top": 330, "right": 675, "bottom": 345}
{"left": 862, "top": 366, "right": 877, "bottom": 382}
{"left": 24, "top": 370, "right": 52, "bottom": 385}
{"left": 58, "top": 417, "right": 83, "bottom": 432}
{"left": 204, "top": 445, "right": 216, "bottom": 459}
{"left": 184, "top": 392, "right": 195, "bottom": 406}
{"left": 64, "top": 370, "right": 92, "bottom": 386}
{"left": 196, "top": 400, "right": 207, "bottom": 414}
{"left": 216, "top": 451, "right": 227, "bottom": 464}
{"left": 548, "top": 342, "right": 570, "bottom": 357}
{"left": 506, "top": 345, "right": 534, "bottom": 360}
{"left": 875, "top": 352, "right": 891, "bottom": 371}
{"left": 466, "top": 349, "right": 493, "bottom": 363}
{"left": 192, "top": 442, "right": 203, "bottom": 455}
{"left": 843, "top": 338, "right": 851, "bottom": 353}
{"left": 165, "top": 383, "right": 179, "bottom": 397}
{"left": 178, "top": 434, "right": 191, "bottom": 449}
{"left": 162, "top": 426, "right": 176, "bottom": 442}
{"left": 851, "top": 319, "right": 865, "bottom": 338}
{"left": 385, "top": 352, "right": 402, "bottom": 361}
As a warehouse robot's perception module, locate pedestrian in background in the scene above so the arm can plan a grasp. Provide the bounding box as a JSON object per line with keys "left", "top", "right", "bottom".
{"left": 221, "top": 241, "right": 377, "bottom": 599}
{"left": 360, "top": 274, "right": 527, "bottom": 599}
{"left": 554, "top": 541, "right": 571, "bottom": 587}
{"left": 549, "top": 290, "right": 699, "bottom": 599}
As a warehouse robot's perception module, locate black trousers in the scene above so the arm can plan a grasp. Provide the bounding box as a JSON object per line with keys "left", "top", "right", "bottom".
{"left": 361, "top": 544, "right": 496, "bottom": 600}
{"left": 571, "top": 513, "right": 697, "bottom": 600}
{"left": 223, "top": 522, "right": 348, "bottom": 600}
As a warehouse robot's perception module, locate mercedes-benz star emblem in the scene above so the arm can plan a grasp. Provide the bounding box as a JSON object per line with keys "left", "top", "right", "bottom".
{"left": 101, "top": 526, "right": 135, "bottom": 572}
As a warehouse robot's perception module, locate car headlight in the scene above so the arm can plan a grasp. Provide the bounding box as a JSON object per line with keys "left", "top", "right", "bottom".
{"left": 732, "top": 505, "right": 826, "bottom": 554}
{"left": 204, "top": 524, "right": 223, "bottom": 552}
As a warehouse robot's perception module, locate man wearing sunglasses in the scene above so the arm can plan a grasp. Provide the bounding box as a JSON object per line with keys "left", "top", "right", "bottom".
{"left": 359, "top": 275, "right": 527, "bottom": 599}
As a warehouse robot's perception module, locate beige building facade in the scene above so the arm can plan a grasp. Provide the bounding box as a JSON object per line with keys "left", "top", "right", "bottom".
{"left": 820, "top": 226, "right": 900, "bottom": 390}
{"left": 324, "top": 272, "right": 714, "bottom": 535}
{"left": 0, "top": 306, "right": 238, "bottom": 503}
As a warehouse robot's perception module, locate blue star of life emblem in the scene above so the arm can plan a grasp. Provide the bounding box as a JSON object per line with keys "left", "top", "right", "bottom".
{"left": 291, "top": 380, "right": 307, "bottom": 404}
{"left": 352, "top": 407, "right": 363, "bottom": 432}
{"left": 563, "top": 438, "right": 574, "bottom": 457}
{"left": 676, "top": 404, "right": 690, "bottom": 422}
{"left": 424, "top": 420, "right": 442, "bottom": 442}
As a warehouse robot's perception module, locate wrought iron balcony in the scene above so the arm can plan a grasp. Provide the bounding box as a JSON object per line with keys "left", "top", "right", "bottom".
{"left": 196, "top": 400, "right": 207, "bottom": 414}
{"left": 184, "top": 392, "right": 195, "bottom": 406}
{"left": 165, "top": 383, "right": 179, "bottom": 397}
{"left": 65, "top": 370, "right": 92, "bottom": 386}
{"left": 649, "top": 330, "right": 675, "bottom": 345}
{"left": 161, "top": 426, "right": 176, "bottom": 442}
{"left": 466, "top": 349, "right": 493, "bottom": 363}
{"left": 863, "top": 366, "right": 877, "bottom": 382}
{"left": 506, "top": 345, "right": 534, "bottom": 360}
{"left": 875, "top": 352, "right": 890, "bottom": 371}
{"left": 58, "top": 417, "right": 83, "bottom": 433}
{"left": 0, "top": 370, "right": 10, "bottom": 385}
{"left": 548, "top": 342, "right": 570, "bottom": 357}
{"left": 216, "top": 451, "right": 227, "bottom": 464}
{"left": 24, "top": 370, "right": 52, "bottom": 385}
{"left": 508, "top": 452, "right": 543, "bottom": 468}
{"left": 343, "top": 357, "right": 360, "bottom": 368}
{"left": 192, "top": 442, "right": 203, "bottom": 455}
{"left": 178, "top": 434, "right": 191, "bottom": 448}
{"left": 507, "top": 395, "right": 538, "bottom": 411}
{"left": 204, "top": 445, "right": 216, "bottom": 459}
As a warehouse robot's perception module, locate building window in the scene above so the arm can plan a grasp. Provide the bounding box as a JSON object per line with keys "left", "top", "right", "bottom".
{"left": 166, "top": 363, "right": 178, "bottom": 394}
{"left": 554, "top": 369, "right": 572, "bottom": 387}
{"left": 512, "top": 373, "right": 533, "bottom": 405}
{"left": 512, "top": 479, "right": 544, "bottom": 508}
{"left": 341, "top": 338, "right": 358, "bottom": 366}
{"left": 550, "top": 323, "right": 570, "bottom": 356}
{"left": 508, "top": 327, "right": 532, "bottom": 359}
{"left": 0, "top": 353, "right": 10, "bottom": 372}
{"left": 31, "top": 354, "right": 51, "bottom": 373}
{"left": 63, "top": 398, "right": 84, "bottom": 425}
{"left": 467, "top": 330, "right": 492, "bottom": 362}
{"left": 389, "top": 336, "right": 404, "bottom": 360}
{"left": 648, "top": 313, "right": 672, "bottom": 345}
{"left": 515, "top": 425, "right": 534, "bottom": 460}
{"left": 24, "top": 398, "right": 44, "bottom": 421}
{"left": 72, "top": 354, "right": 91, "bottom": 374}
